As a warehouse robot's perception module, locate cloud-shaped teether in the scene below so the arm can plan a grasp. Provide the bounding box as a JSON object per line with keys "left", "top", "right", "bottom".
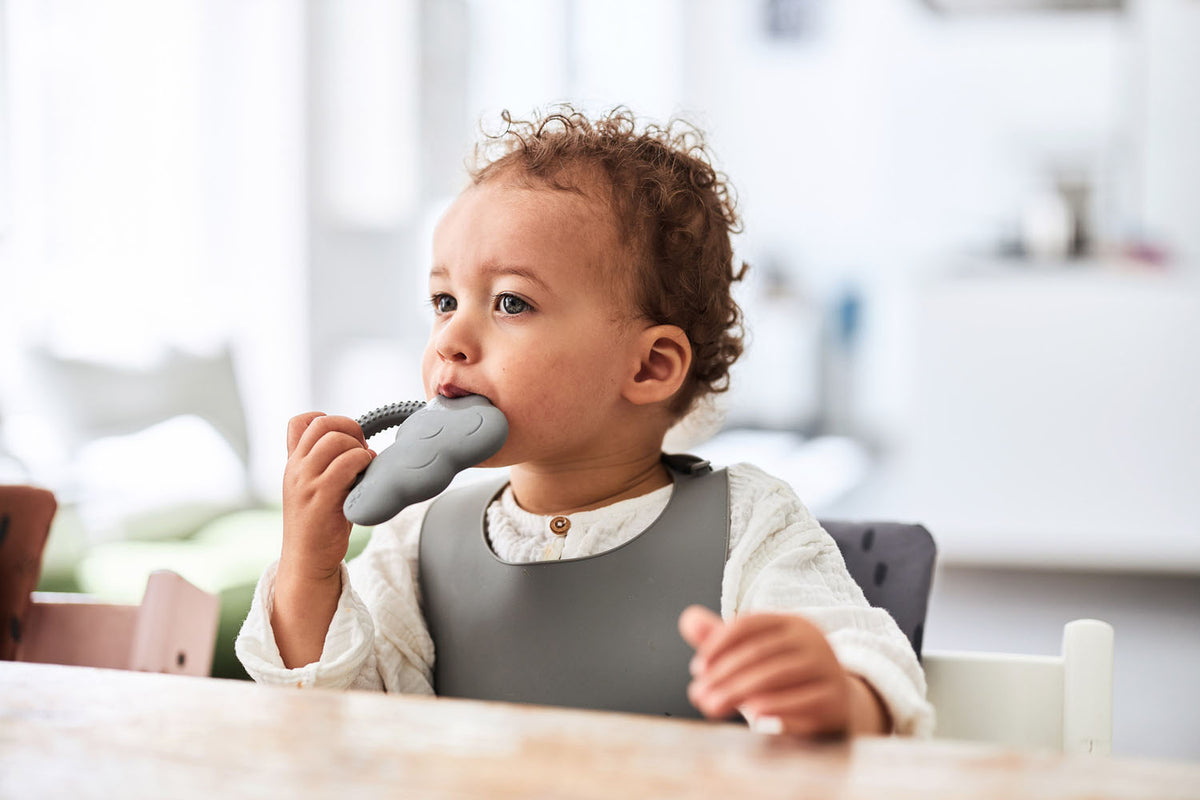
{"left": 343, "top": 395, "right": 508, "bottom": 526}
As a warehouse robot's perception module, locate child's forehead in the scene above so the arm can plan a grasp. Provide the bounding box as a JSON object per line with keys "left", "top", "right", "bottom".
{"left": 434, "top": 178, "right": 622, "bottom": 263}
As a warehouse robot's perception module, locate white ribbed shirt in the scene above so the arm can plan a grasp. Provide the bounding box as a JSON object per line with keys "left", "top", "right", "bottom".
{"left": 235, "top": 462, "right": 934, "bottom": 736}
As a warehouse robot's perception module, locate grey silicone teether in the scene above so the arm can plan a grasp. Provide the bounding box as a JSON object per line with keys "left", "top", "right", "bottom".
{"left": 343, "top": 395, "right": 508, "bottom": 526}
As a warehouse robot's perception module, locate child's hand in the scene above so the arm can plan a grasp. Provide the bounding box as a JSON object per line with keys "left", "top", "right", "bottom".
{"left": 679, "top": 605, "right": 885, "bottom": 737}
{"left": 280, "top": 412, "right": 375, "bottom": 583}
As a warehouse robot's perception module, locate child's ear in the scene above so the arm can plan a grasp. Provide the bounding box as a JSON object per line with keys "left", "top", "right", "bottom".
{"left": 624, "top": 325, "right": 692, "bottom": 407}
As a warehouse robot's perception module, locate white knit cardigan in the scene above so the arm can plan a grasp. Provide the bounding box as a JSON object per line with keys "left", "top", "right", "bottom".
{"left": 235, "top": 462, "right": 934, "bottom": 736}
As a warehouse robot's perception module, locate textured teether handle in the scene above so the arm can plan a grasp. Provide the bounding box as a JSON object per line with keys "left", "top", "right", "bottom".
{"left": 357, "top": 400, "right": 426, "bottom": 439}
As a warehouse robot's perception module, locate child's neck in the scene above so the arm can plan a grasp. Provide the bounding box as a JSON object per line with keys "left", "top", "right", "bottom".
{"left": 507, "top": 451, "right": 672, "bottom": 516}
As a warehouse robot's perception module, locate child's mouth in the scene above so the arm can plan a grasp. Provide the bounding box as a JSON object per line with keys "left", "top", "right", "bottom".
{"left": 437, "top": 384, "right": 473, "bottom": 400}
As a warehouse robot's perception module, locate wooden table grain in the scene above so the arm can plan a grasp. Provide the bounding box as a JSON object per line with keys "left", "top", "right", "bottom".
{"left": 1, "top": 662, "right": 1197, "bottom": 799}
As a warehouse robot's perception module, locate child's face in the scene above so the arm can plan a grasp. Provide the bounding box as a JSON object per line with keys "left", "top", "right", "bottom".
{"left": 421, "top": 178, "right": 646, "bottom": 468}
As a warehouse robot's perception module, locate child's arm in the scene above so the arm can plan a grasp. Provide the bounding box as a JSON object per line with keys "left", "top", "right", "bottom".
{"left": 271, "top": 412, "right": 375, "bottom": 669}
{"left": 679, "top": 606, "right": 890, "bottom": 736}
{"left": 235, "top": 496, "right": 437, "bottom": 693}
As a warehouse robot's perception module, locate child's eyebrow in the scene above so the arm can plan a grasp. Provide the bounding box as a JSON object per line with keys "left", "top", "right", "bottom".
{"left": 482, "top": 263, "right": 552, "bottom": 294}
{"left": 430, "top": 263, "right": 553, "bottom": 295}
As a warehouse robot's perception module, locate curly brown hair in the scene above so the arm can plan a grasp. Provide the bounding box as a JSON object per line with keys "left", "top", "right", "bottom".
{"left": 469, "top": 105, "right": 748, "bottom": 417}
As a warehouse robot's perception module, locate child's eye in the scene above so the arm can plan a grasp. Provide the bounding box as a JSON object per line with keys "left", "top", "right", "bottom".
{"left": 431, "top": 293, "right": 457, "bottom": 314}
{"left": 495, "top": 293, "right": 531, "bottom": 315}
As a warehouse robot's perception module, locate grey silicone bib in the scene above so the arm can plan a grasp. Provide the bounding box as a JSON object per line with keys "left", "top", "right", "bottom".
{"left": 418, "top": 455, "right": 729, "bottom": 718}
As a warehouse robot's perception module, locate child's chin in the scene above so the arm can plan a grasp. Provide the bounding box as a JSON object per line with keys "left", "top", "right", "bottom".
{"left": 473, "top": 452, "right": 510, "bottom": 470}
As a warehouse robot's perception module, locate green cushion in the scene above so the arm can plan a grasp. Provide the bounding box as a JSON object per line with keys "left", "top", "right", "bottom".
{"left": 35, "top": 505, "right": 89, "bottom": 593}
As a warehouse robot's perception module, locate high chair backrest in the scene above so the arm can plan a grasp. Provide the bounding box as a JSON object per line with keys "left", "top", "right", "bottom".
{"left": 923, "top": 619, "right": 1115, "bottom": 755}
{"left": 0, "top": 485, "right": 57, "bottom": 661}
{"left": 820, "top": 520, "right": 936, "bottom": 657}
{"left": 15, "top": 570, "right": 220, "bottom": 677}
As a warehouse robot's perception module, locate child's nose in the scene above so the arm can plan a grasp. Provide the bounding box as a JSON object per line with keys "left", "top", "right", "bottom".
{"left": 434, "top": 313, "right": 478, "bottom": 363}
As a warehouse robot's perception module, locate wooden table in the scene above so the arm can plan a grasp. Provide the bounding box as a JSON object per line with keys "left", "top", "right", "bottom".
{"left": 2, "top": 662, "right": 1197, "bottom": 799}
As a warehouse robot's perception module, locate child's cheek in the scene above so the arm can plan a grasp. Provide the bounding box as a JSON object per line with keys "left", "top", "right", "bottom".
{"left": 418, "top": 345, "right": 438, "bottom": 393}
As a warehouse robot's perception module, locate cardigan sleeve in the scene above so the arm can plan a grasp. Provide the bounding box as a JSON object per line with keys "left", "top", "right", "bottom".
{"left": 721, "top": 462, "right": 935, "bottom": 737}
{"left": 234, "top": 499, "right": 436, "bottom": 694}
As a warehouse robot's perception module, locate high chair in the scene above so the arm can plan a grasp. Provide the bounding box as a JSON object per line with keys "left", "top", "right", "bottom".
{"left": 821, "top": 520, "right": 936, "bottom": 657}
{"left": 16, "top": 570, "right": 220, "bottom": 676}
{"left": 822, "top": 519, "right": 1114, "bottom": 754}
{"left": 923, "top": 619, "right": 1115, "bottom": 755}
{"left": 1, "top": 484, "right": 220, "bottom": 676}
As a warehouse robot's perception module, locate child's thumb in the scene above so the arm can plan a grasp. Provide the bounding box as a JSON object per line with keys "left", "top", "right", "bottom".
{"left": 678, "top": 604, "right": 723, "bottom": 649}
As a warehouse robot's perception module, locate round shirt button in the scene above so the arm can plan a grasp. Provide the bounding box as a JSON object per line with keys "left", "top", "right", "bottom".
{"left": 550, "top": 516, "right": 571, "bottom": 536}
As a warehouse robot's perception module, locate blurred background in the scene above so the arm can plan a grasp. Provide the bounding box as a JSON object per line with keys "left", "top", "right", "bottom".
{"left": 1, "top": 0, "right": 1196, "bottom": 758}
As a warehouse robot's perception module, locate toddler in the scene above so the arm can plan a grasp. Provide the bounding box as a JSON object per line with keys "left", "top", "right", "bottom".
{"left": 236, "top": 106, "right": 933, "bottom": 737}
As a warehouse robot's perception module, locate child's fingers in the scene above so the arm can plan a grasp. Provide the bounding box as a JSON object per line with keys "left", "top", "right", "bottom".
{"left": 327, "top": 446, "right": 375, "bottom": 490}
{"left": 692, "top": 629, "right": 799, "bottom": 692}
{"left": 287, "top": 412, "right": 326, "bottom": 455}
{"left": 690, "top": 650, "right": 820, "bottom": 719}
{"left": 293, "top": 414, "right": 367, "bottom": 460}
{"left": 302, "top": 431, "right": 371, "bottom": 477}
{"left": 689, "top": 613, "right": 788, "bottom": 674}
{"left": 678, "top": 605, "right": 723, "bottom": 650}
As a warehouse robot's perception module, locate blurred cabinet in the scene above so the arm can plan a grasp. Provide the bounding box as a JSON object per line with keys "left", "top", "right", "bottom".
{"left": 835, "top": 263, "right": 1200, "bottom": 572}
